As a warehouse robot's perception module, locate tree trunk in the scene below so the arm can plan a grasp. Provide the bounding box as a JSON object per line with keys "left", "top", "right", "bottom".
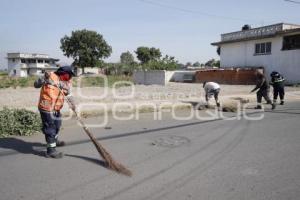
{"left": 81, "top": 66, "right": 85, "bottom": 74}
{"left": 74, "top": 67, "right": 78, "bottom": 76}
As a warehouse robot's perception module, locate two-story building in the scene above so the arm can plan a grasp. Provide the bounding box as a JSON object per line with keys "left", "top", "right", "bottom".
{"left": 7, "top": 53, "right": 59, "bottom": 77}
{"left": 212, "top": 23, "right": 300, "bottom": 83}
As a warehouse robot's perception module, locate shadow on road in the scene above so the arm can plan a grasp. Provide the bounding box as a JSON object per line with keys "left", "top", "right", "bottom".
{"left": 65, "top": 154, "right": 107, "bottom": 168}
{"left": 0, "top": 116, "right": 222, "bottom": 158}
{"left": 263, "top": 107, "right": 300, "bottom": 115}
{"left": 0, "top": 137, "right": 44, "bottom": 157}
{"left": 1, "top": 106, "right": 298, "bottom": 158}
{"left": 265, "top": 110, "right": 300, "bottom": 115}
{"left": 180, "top": 100, "right": 209, "bottom": 110}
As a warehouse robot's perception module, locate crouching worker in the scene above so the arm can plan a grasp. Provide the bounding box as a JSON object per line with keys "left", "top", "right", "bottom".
{"left": 270, "top": 71, "right": 285, "bottom": 105}
{"left": 203, "top": 82, "right": 221, "bottom": 107}
{"left": 250, "top": 71, "right": 275, "bottom": 110}
{"left": 34, "top": 66, "right": 75, "bottom": 158}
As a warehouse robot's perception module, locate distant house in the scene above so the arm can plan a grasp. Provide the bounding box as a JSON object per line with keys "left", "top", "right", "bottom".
{"left": 7, "top": 53, "right": 59, "bottom": 77}
{"left": 212, "top": 23, "right": 300, "bottom": 83}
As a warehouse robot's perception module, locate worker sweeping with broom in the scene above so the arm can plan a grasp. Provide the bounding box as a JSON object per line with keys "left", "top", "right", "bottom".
{"left": 34, "top": 66, "right": 132, "bottom": 176}
{"left": 34, "top": 66, "right": 75, "bottom": 158}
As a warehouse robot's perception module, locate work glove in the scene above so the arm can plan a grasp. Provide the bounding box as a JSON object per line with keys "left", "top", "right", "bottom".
{"left": 43, "top": 71, "right": 53, "bottom": 84}
{"left": 250, "top": 88, "right": 256, "bottom": 93}
{"left": 34, "top": 72, "right": 55, "bottom": 88}
{"left": 34, "top": 71, "right": 55, "bottom": 88}
{"left": 34, "top": 77, "right": 45, "bottom": 88}
{"left": 44, "top": 71, "right": 50, "bottom": 79}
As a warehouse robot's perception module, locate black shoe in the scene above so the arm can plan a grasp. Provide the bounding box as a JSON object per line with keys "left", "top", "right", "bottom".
{"left": 280, "top": 101, "right": 284, "bottom": 105}
{"left": 45, "top": 148, "right": 63, "bottom": 159}
{"left": 254, "top": 105, "right": 262, "bottom": 109}
{"left": 56, "top": 140, "right": 66, "bottom": 147}
{"left": 272, "top": 104, "right": 276, "bottom": 110}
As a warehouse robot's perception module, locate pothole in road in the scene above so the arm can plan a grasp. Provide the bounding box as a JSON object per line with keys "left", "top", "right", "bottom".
{"left": 151, "top": 135, "right": 190, "bottom": 148}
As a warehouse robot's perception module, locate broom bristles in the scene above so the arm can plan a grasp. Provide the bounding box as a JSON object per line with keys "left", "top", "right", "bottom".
{"left": 79, "top": 118, "right": 132, "bottom": 176}
{"left": 88, "top": 131, "right": 132, "bottom": 176}
{"left": 54, "top": 84, "right": 132, "bottom": 177}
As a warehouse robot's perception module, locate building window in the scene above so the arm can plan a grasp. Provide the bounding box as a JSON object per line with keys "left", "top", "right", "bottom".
{"left": 21, "top": 59, "right": 26, "bottom": 63}
{"left": 255, "top": 42, "right": 272, "bottom": 55}
{"left": 282, "top": 34, "right": 300, "bottom": 50}
{"left": 38, "top": 59, "right": 44, "bottom": 63}
{"left": 266, "top": 42, "right": 272, "bottom": 53}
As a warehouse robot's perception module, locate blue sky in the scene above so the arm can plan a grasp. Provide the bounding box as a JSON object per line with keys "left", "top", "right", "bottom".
{"left": 0, "top": 0, "right": 299, "bottom": 69}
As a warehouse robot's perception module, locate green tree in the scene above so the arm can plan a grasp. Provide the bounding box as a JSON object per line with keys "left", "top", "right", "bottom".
{"left": 60, "top": 29, "right": 112, "bottom": 74}
{"left": 149, "top": 47, "right": 161, "bottom": 61}
{"left": 135, "top": 46, "right": 161, "bottom": 64}
{"left": 205, "top": 59, "right": 215, "bottom": 67}
{"left": 120, "top": 51, "right": 137, "bottom": 75}
{"left": 205, "top": 59, "right": 220, "bottom": 68}
{"left": 186, "top": 62, "right": 192, "bottom": 67}
{"left": 178, "top": 63, "right": 185, "bottom": 69}
{"left": 161, "top": 55, "right": 178, "bottom": 70}
{"left": 214, "top": 60, "right": 220, "bottom": 68}
{"left": 120, "top": 51, "right": 134, "bottom": 65}
{"left": 193, "top": 61, "right": 201, "bottom": 67}
{"left": 142, "top": 55, "right": 178, "bottom": 71}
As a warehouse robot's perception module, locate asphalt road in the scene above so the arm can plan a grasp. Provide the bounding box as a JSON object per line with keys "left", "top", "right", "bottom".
{"left": 0, "top": 102, "right": 300, "bottom": 200}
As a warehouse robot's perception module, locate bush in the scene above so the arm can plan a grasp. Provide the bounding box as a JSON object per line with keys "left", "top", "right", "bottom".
{"left": 0, "top": 71, "right": 8, "bottom": 76}
{"left": 0, "top": 75, "right": 133, "bottom": 89}
{"left": 0, "top": 108, "right": 42, "bottom": 137}
{"left": 72, "top": 75, "right": 133, "bottom": 87}
{"left": 0, "top": 76, "right": 36, "bottom": 89}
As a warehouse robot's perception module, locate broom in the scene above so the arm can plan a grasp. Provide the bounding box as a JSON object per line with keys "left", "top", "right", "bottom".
{"left": 51, "top": 78, "right": 132, "bottom": 176}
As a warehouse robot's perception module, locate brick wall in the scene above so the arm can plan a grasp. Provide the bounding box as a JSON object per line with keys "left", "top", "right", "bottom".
{"left": 195, "top": 68, "right": 264, "bottom": 85}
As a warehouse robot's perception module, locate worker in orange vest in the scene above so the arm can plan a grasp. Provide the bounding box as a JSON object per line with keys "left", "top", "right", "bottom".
{"left": 34, "top": 66, "right": 75, "bottom": 158}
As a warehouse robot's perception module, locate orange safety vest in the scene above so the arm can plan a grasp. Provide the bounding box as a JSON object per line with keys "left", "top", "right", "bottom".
{"left": 38, "top": 72, "right": 70, "bottom": 111}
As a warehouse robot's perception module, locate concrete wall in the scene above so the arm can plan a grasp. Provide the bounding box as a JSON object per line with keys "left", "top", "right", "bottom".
{"left": 171, "top": 71, "right": 196, "bottom": 82}
{"left": 220, "top": 35, "right": 300, "bottom": 83}
{"left": 165, "top": 71, "right": 175, "bottom": 83}
{"left": 133, "top": 70, "right": 168, "bottom": 85}
{"left": 133, "top": 70, "right": 197, "bottom": 85}
{"left": 77, "top": 67, "right": 100, "bottom": 75}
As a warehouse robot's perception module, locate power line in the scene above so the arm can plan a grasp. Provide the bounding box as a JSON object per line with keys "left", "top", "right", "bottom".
{"left": 138, "top": 0, "right": 264, "bottom": 23}
{"left": 284, "top": 0, "right": 300, "bottom": 4}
